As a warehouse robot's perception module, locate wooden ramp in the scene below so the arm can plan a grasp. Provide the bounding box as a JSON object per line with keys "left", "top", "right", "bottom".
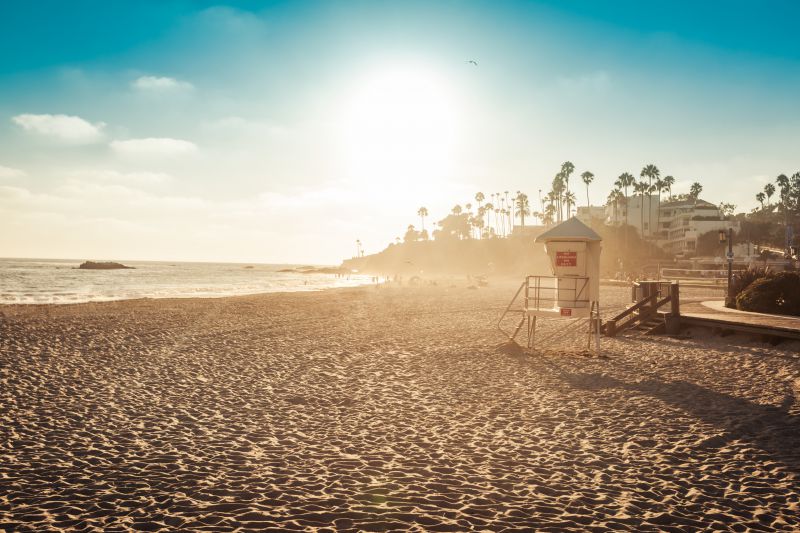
{"left": 681, "top": 300, "right": 800, "bottom": 342}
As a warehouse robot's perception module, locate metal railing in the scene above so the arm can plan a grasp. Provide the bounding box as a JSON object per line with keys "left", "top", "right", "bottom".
{"left": 524, "top": 275, "right": 591, "bottom": 311}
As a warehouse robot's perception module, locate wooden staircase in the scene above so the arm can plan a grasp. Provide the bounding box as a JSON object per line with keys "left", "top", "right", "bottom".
{"left": 628, "top": 315, "right": 665, "bottom": 336}
{"left": 602, "top": 281, "right": 679, "bottom": 338}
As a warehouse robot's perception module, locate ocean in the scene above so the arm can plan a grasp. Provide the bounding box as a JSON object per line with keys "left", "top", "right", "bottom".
{"left": 0, "top": 258, "right": 371, "bottom": 304}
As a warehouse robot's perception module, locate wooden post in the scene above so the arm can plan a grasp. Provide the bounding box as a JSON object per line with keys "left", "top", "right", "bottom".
{"left": 665, "top": 282, "right": 681, "bottom": 335}
{"left": 670, "top": 282, "right": 680, "bottom": 316}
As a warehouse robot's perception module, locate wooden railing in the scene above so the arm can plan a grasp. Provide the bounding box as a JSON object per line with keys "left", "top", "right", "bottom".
{"left": 604, "top": 282, "right": 679, "bottom": 337}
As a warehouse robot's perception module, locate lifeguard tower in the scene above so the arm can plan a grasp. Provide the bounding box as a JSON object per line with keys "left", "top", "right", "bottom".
{"left": 498, "top": 217, "right": 602, "bottom": 354}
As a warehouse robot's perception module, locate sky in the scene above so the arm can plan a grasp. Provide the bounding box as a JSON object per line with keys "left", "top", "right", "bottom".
{"left": 1, "top": 0, "right": 799, "bottom": 264}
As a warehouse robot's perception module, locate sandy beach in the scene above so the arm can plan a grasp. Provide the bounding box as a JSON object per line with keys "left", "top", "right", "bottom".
{"left": 1, "top": 283, "right": 799, "bottom": 531}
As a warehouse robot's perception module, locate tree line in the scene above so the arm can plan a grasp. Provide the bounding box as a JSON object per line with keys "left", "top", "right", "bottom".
{"left": 369, "top": 164, "right": 799, "bottom": 257}
{"left": 395, "top": 162, "right": 704, "bottom": 244}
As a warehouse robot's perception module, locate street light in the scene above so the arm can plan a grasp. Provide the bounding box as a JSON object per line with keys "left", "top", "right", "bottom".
{"left": 723, "top": 228, "right": 734, "bottom": 307}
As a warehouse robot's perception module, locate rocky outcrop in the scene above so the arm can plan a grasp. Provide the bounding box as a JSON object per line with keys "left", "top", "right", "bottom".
{"left": 78, "top": 261, "right": 134, "bottom": 270}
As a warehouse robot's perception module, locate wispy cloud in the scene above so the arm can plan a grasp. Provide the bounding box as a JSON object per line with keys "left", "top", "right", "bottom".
{"left": 0, "top": 165, "right": 26, "bottom": 179}
{"left": 110, "top": 138, "right": 198, "bottom": 156}
{"left": 12, "top": 114, "right": 106, "bottom": 143}
{"left": 132, "top": 75, "right": 194, "bottom": 91}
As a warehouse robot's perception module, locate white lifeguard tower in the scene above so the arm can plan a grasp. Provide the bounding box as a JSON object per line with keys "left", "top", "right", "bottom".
{"left": 498, "top": 217, "right": 602, "bottom": 354}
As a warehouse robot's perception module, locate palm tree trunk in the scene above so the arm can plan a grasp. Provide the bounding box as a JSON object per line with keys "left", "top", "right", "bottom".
{"left": 647, "top": 178, "right": 652, "bottom": 238}
{"left": 640, "top": 193, "right": 644, "bottom": 238}
{"left": 623, "top": 192, "right": 628, "bottom": 261}
{"left": 656, "top": 192, "right": 660, "bottom": 242}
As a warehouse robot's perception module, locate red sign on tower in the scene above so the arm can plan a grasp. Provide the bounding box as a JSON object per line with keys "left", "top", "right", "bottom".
{"left": 555, "top": 251, "right": 577, "bottom": 267}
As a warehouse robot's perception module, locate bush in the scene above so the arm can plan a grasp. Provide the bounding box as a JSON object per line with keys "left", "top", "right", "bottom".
{"left": 726, "top": 268, "right": 769, "bottom": 309}
{"left": 735, "top": 271, "right": 800, "bottom": 316}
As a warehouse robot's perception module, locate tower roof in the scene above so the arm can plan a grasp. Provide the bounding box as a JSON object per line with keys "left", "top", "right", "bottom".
{"left": 534, "top": 217, "right": 602, "bottom": 243}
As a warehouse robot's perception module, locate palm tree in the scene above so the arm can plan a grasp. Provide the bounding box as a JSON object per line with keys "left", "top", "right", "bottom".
{"left": 615, "top": 172, "right": 635, "bottom": 228}
{"left": 546, "top": 190, "right": 557, "bottom": 223}
{"left": 689, "top": 182, "right": 703, "bottom": 206}
{"left": 634, "top": 181, "right": 648, "bottom": 236}
{"left": 484, "top": 202, "right": 494, "bottom": 234}
{"left": 475, "top": 192, "right": 485, "bottom": 210}
{"left": 653, "top": 178, "right": 665, "bottom": 240}
{"left": 543, "top": 203, "right": 555, "bottom": 225}
{"left": 561, "top": 161, "right": 575, "bottom": 196}
{"left": 563, "top": 191, "right": 577, "bottom": 218}
{"left": 510, "top": 191, "right": 517, "bottom": 226}
{"left": 417, "top": 207, "right": 428, "bottom": 232}
{"left": 515, "top": 193, "right": 530, "bottom": 227}
{"left": 473, "top": 208, "right": 485, "bottom": 238}
{"left": 504, "top": 191, "right": 511, "bottom": 231}
{"left": 663, "top": 175, "right": 675, "bottom": 200}
{"left": 451, "top": 204, "right": 462, "bottom": 216}
{"left": 764, "top": 183, "right": 775, "bottom": 207}
{"left": 640, "top": 164, "right": 660, "bottom": 237}
{"left": 606, "top": 189, "right": 624, "bottom": 223}
{"left": 551, "top": 174, "right": 566, "bottom": 222}
{"left": 613, "top": 189, "right": 625, "bottom": 221}
{"left": 404, "top": 224, "right": 418, "bottom": 243}
{"left": 499, "top": 198, "right": 506, "bottom": 235}
{"left": 756, "top": 192, "right": 765, "bottom": 210}
{"left": 777, "top": 174, "right": 791, "bottom": 227}
{"left": 581, "top": 171, "right": 594, "bottom": 207}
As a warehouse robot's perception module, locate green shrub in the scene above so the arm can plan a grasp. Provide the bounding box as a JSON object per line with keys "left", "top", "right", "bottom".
{"left": 735, "top": 271, "right": 800, "bottom": 316}
{"left": 726, "top": 268, "right": 770, "bottom": 309}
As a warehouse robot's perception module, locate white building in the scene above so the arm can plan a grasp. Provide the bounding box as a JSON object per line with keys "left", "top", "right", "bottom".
{"left": 604, "top": 194, "right": 660, "bottom": 238}
{"left": 575, "top": 206, "right": 607, "bottom": 226}
{"left": 657, "top": 198, "right": 738, "bottom": 256}
{"left": 605, "top": 196, "right": 739, "bottom": 256}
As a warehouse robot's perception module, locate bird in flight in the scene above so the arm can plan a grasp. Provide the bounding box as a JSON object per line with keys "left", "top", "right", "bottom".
{"left": 466, "top": 59, "right": 478, "bottom": 66}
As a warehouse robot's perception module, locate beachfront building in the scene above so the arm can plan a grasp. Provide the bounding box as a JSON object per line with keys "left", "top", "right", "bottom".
{"left": 605, "top": 194, "right": 660, "bottom": 238}
{"left": 656, "top": 198, "right": 739, "bottom": 256}
{"left": 575, "top": 206, "right": 606, "bottom": 226}
{"left": 605, "top": 196, "right": 739, "bottom": 256}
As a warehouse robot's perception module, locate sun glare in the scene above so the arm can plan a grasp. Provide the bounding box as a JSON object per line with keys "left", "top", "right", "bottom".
{"left": 341, "top": 66, "right": 458, "bottom": 188}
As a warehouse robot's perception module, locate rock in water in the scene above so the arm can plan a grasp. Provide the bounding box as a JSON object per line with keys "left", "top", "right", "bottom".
{"left": 77, "top": 261, "right": 134, "bottom": 270}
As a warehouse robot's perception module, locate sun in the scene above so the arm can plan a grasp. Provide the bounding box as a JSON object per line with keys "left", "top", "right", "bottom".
{"left": 340, "top": 66, "right": 458, "bottom": 187}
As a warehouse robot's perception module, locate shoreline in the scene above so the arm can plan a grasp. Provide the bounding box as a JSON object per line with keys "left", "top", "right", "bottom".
{"left": 0, "top": 276, "right": 692, "bottom": 308}
{"left": 0, "top": 282, "right": 375, "bottom": 309}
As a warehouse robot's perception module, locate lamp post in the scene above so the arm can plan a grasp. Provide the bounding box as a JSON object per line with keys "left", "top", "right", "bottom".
{"left": 724, "top": 228, "right": 734, "bottom": 306}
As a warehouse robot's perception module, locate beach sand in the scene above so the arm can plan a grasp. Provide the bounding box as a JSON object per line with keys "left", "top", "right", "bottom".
{"left": 1, "top": 283, "right": 799, "bottom": 531}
